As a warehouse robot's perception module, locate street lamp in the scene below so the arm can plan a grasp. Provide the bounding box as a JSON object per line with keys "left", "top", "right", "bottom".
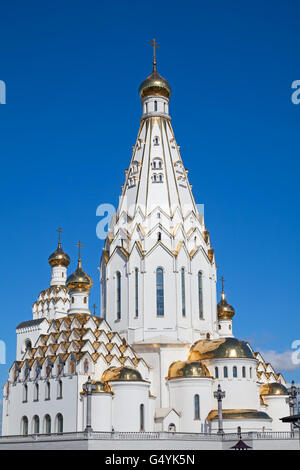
{"left": 83, "top": 376, "right": 96, "bottom": 432}
{"left": 214, "top": 384, "right": 226, "bottom": 435}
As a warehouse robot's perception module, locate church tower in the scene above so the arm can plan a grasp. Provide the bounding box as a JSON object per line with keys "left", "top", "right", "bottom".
{"left": 100, "top": 41, "right": 219, "bottom": 407}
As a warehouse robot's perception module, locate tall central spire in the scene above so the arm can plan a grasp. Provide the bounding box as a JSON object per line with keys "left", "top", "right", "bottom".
{"left": 101, "top": 46, "right": 217, "bottom": 348}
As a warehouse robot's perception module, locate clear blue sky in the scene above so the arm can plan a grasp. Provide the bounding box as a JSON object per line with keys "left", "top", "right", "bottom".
{"left": 0, "top": 0, "right": 300, "bottom": 388}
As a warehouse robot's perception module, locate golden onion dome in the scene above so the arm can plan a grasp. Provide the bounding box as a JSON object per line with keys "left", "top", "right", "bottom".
{"left": 48, "top": 242, "right": 70, "bottom": 267}
{"left": 189, "top": 337, "right": 254, "bottom": 361}
{"left": 66, "top": 259, "right": 93, "bottom": 291}
{"left": 167, "top": 360, "right": 211, "bottom": 380}
{"left": 260, "top": 382, "right": 288, "bottom": 396}
{"left": 82, "top": 380, "right": 112, "bottom": 394}
{"left": 217, "top": 290, "right": 235, "bottom": 320}
{"left": 139, "top": 64, "right": 171, "bottom": 100}
{"left": 101, "top": 366, "right": 144, "bottom": 383}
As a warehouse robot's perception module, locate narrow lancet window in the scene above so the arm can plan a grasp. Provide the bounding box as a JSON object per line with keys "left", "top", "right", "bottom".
{"left": 181, "top": 268, "right": 186, "bottom": 317}
{"left": 156, "top": 268, "right": 164, "bottom": 316}
{"left": 140, "top": 404, "right": 145, "bottom": 431}
{"left": 194, "top": 395, "right": 200, "bottom": 420}
{"left": 116, "top": 271, "right": 121, "bottom": 320}
{"left": 135, "top": 268, "right": 139, "bottom": 318}
{"left": 198, "top": 271, "right": 204, "bottom": 319}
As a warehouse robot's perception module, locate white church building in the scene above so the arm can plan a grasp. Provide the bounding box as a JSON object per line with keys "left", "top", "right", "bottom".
{"left": 1, "top": 47, "right": 292, "bottom": 443}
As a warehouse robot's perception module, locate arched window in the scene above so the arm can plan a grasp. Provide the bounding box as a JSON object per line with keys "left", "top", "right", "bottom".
{"left": 206, "top": 333, "right": 210, "bottom": 340}
{"left": 72, "top": 297, "right": 74, "bottom": 304}
{"left": 249, "top": 367, "right": 252, "bottom": 378}
{"left": 56, "top": 413, "right": 63, "bottom": 434}
{"left": 153, "top": 136, "right": 159, "bottom": 145}
{"left": 198, "top": 271, "right": 204, "bottom": 319}
{"left": 45, "top": 381, "right": 50, "bottom": 400}
{"left": 24, "top": 339, "right": 32, "bottom": 351}
{"left": 70, "top": 358, "right": 76, "bottom": 375}
{"left": 57, "top": 380, "right": 63, "bottom": 399}
{"left": 233, "top": 366, "right": 237, "bottom": 378}
{"left": 242, "top": 366, "right": 246, "bottom": 378}
{"left": 34, "top": 383, "right": 39, "bottom": 401}
{"left": 158, "top": 232, "right": 161, "bottom": 241}
{"left": 159, "top": 174, "right": 163, "bottom": 182}
{"left": 215, "top": 367, "right": 219, "bottom": 379}
{"left": 84, "top": 297, "right": 87, "bottom": 304}
{"left": 21, "top": 416, "right": 28, "bottom": 436}
{"left": 116, "top": 271, "right": 121, "bottom": 320}
{"left": 140, "top": 404, "right": 144, "bottom": 431}
{"left": 154, "top": 100, "right": 157, "bottom": 111}
{"left": 181, "top": 268, "right": 186, "bottom": 317}
{"left": 135, "top": 268, "right": 139, "bottom": 318}
{"left": 44, "top": 414, "right": 51, "bottom": 434}
{"left": 194, "top": 394, "right": 200, "bottom": 420}
{"left": 33, "top": 415, "right": 39, "bottom": 434}
{"left": 156, "top": 268, "right": 164, "bottom": 316}
{"left": 23, "top": 384, "right": 28, "bottom": 403}
{"left": 224, "top": 366, "right": 228, "bottom": 378}
{"left": 168, "top": 423, "right": 176, "bottom": 432}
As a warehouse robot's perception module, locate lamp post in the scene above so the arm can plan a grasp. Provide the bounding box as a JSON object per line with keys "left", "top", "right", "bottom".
{"left": 83, "top": 376, "right": 96, "bottom": 432}
{"left": 288, "top": 380, "right": 299, "bottom": 434}
{"left": 214, "top": 384, "right": 226, "bottom": 435}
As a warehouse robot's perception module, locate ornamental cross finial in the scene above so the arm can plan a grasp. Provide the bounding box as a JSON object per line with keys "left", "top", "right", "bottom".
{"left": 92, "top": 304, "right": 97, "bottom": 316}
{"left": 148, "top": 38, "right": 160, "bottom": 67}
{"left": 56, "top": 227, "right": 63, "bottom": 246}
{"left": 75, "top": 240, "right": 84, "bottom": 260}
{"left": 220, "top": 275, "right": 226, "bottom": 292}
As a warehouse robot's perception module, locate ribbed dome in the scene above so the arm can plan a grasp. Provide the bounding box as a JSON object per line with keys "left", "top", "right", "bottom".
{"left": 101, "top": 366, "right": 144, "bottom": 383}
{"left": 48, "top": 243, "right": 70, "bottom": 267}
{"left": 167, "top": 360, "right": 211, "bottom": 380}
{"left": 139, "top": 65, "right": 171, "bottom": 100}
{"left": 189, "top": 337, "right": 254, "bottom": 361}
{"left": 66, "top": 260, "right": 93, "bottom": 291}
{"left": 260, "top": 382, "right": 288, "bottom": 396}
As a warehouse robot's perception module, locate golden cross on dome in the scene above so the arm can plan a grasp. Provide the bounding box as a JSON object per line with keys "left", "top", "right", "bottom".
{"left": 75, "top": 240, "right": 84, "bottom": 259}
{"left": 148, "top": 38, "right": 160, "bottom": 67}
{"left": 56, "top": 227, "right": 63, "bottom": 244}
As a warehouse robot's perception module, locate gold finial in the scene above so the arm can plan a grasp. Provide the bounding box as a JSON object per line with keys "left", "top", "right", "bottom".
{"left": 220, "top": 275, "right": 226, "bottom": 300}
{"left": 148, "top": 38, "right": 160, "bottom": 70}
{"left": 75, "top": 240, "right": 85, "bottom": 267}
{"left": 92, "top": 304, "right": 97, "bottom": 316}
{"left": 56, "top": 227, "right": 63, "bottom": 247}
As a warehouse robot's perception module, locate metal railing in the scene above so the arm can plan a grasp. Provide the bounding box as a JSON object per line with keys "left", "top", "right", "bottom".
{"left": 0, "top": 430, "right": 298, "bottom": 443}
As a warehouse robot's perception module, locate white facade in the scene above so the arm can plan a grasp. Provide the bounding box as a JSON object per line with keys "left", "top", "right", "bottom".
{"left": 1, "top": 59, "right": 292, "bottom": 442}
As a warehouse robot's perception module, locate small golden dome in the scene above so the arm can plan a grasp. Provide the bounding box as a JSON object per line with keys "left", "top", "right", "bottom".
{"left": 139, "top": 65, "right": 171, "bottom": 100}
{"left": 206, "top": 409, "right": 271, "bottom": 421}
{"left": 82, "top": 380, "right": 112, "bottom": 394}
{"left": 217, "top": 291, "right": 235, "bottom": 320}
{"left": 66, "top": 259, "right": 93, "bottom": 291}
{"left": 189, "top": 337, "right": 254, "bottom": 361}
{"left": 167, "top": 360, "right": 211, "bottom": 380}
{"left": 48, "top": 242, "right": 70, "bottom": 267}
{"left": 260, "top": 382, "right": 288, "bottom": 396}
{"left": 101, "top": 366, "right": 144, "bottom": 383}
